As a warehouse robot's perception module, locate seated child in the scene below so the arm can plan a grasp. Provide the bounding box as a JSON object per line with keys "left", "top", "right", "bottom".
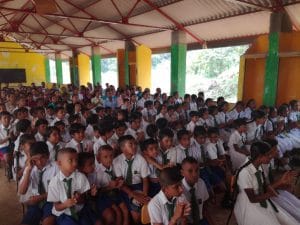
{"left": 157, "top": 128, "right": 176, "bottom": 166}
{"left": 93, "top": 120, "right": 114, "bottom": 155}
{"left": 113, "top": 135, "right": 150, "bottom": 224}
{"left": 148, "top": 167, "right": 191, "bottom": 225}
{"left": 66, "top": 123, "right": 93, "bottom": 153}
{"left": 186, "top": 111, "right": 199, "bottom": 134}
{"left": 47, "top": 148, "right": 100, "bottom": 225}
{"left": 45, "top": 126, "right": 63, "bottom": 161}
{"left": 173, "top": 129, "right": 193, "bottom": 165}
{"left": 19, "top": 142, "right": 58, "bottom": 225}
{"left": 181, "top": 157, "right": 215, "bottom": 225}
{"left": 34, "top": 118, "right": 48, "bottom": 142}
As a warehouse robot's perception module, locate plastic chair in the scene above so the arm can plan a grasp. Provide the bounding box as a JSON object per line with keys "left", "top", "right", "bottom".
{"left": 141, "top": 204, "right": 150, "bottom": 224}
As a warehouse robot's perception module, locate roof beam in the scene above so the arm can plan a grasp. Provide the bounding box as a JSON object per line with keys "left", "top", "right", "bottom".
{"left": 224, "top": 0, "right": 271, "bottom": 11}
{"left": 142, "top": 0, "right": 204, "bottom": 45}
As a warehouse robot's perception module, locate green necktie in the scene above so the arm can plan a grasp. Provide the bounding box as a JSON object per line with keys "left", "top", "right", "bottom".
{"left": 161, "top": 151, "right": 169, "bottom": 165}
{"left": 254, "top": 171, "right": 267, "bottom": 208}
{"left": 63, "top": 178, "right": 78, "bottom": 220}
{"left": 215, "top": 144, "right": 221, "bottom": 158}
{"left": 105, "top": 169, "right": 115, "bottom": 180}
{"left": 200, "top": 145, "right": 206, "bottom": 163}
{"left": 166, "top": 199, "right": 176, "bottom": 221}
{"left": 54, "top": 144, "right": 60, "bottom": 161}
{"left": 38, "top": 169, "right": 46, "bottom": 194}
{"left": 190, "top": 187, "right": 200, "bottom": 224}
{"left": 184, "top": 148, "right": 189, "bottom": 158}
{"left": 125, "top": 159, "right": 133, "bottom": 185}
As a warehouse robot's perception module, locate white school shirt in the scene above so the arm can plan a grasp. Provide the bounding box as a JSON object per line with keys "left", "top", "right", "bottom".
{"left": 148, "top": 190, "right": 187, "bottom": 225}
{"left": 207, "top": 115, "right": 217, "bottom": 128}
{"left": 125, "top": 127, "right": 144, "bottom": 140}
{"left": 190, "top": 102, "right": 198, "bottom": 111}
{"left": 0, "top": 124, "right": 11, "bottom": 148}
{"left": 93, "top": 136, "right": 107, "bottom": 155}
{"left": 34, "top": 132, "right": 45, "bottom": 142}
{"left": 47, "top": 171, "right": 90, "bottom": 216}
{"left": 20, "top": 161, "right": 59, "bottom": 203}
{"left": 13, "top": 151, "right": 27, "bottom": 181}
{"left": 14, "top": 132, "right": 24, "bottom": 152}
{"left": 90, "top": 164, "right": 115, "bottom": 187}
{"left": 189, "top": 138, "right": 206, "bottom": 164}
{"left": 85, "top": 124, "right": 94, "bottom": 141}
{"left": 113, "top": 153, "right": 150, "bottom": 185}
{"left": 172, "top": 144, "right": 193, "bottom": 164}
{"left": 228, "top": 130, "right": 247, "bottom": 170}
{"left": 216, "top": 111, "right": 227, "bottom": 125}
{"left": 155, "top": 113, "right": 166, "bottom": 121}
{"left": 46, "top": 141, "right": 63, "bottom": 162}
{"left": 65, "top": 138, "right": 93, "bottom": 153}
{"left": 205, "top": 140, "right": 225, "bottom": 160}
{"left": 50, "top": 117, "right": 69, "bottom": 127}
{"left": 156, "top": 145, "right": 177, "bottom": 165}
{"left": 141, "top": 108, "right": 156, "bottom": 118}
{"left": 196, "top": 118, "right": 208, "bottom": 127}
{"left": 246, "top": 121, "right": 263, "bottom": 142}
{"left": 186, "top": 121, "right": 196, "bottom": 133}
{"left": 227, "top": 109, "right": 243, "bottom": 121}
{"left": 182, "top": 177, "right": 209, "bottom": 222}
{"left": 137, "top": 98, "right": 147, "bottom": 108}
{"left": 46, "top": 114, "right": 55, "bottom": 124}
{"left": 243, "top": 107, "right": 253, "bottom": 120}
{"left": 289, "top": 111, "right": 300, "bottom": 122}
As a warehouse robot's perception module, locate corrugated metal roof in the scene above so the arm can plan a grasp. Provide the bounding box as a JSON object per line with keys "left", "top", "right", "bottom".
{"left": 0, "top": 0, "right": 299, "bottom": 56}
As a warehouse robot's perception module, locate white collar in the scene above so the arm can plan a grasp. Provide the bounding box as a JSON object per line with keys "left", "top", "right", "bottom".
{"left": 99, "top": 163, "right": 112, "bottom": 172}
{"left": 157, "top": 190, "right": 177, "bottom": 205}
{"left": 182, "top": 178, "right": 193, "bottom": 192}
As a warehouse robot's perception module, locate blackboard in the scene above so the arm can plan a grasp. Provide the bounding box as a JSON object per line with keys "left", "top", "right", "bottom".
{"left": 0, "top": 69, "right": 26, "bottom": 83}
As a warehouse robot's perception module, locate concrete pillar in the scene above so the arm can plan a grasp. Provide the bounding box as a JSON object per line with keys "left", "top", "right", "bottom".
{"left": 70, "top": 49, "right": 79, "bottom": 87}
{"left": 91, "top": 46, "right": 101, "bottom": 86}
{"left": 45, "top": 57, "right": 51, "bottom": 83}
{"left": 55, "top": 53, "right": 63, "bottom": 85}
{"left": 78, "top": 53, "right": 91, "bottom": 86}
{"left": 136, "top": 45, "right": 152, "bottom": 90}
{"left": 171, "top": 30, "right": 187, "bottom": 97}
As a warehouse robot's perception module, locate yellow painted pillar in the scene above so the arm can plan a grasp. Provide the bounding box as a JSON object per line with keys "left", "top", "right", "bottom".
{"left": 136, "top": 45, "right": 152, "bottom": 90}
{"left": 237, "top": 55, "right": 245, "bottom": 101}
{"left": 78, "top": 53, "right": 91, "bottom": 86}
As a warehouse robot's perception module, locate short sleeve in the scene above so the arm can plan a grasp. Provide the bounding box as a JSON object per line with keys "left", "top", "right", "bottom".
{"left": 78, "top": 173, "right": 90, "bottom": 193}
{"left": 47, "top": 178, "right": 60, "bottom": 202}
{"left": 139, "top": 156, "right": 150, "bottom": 178}
{"left": 237, "top": 169, "right": 253, "bottom": 190}
{"left": 206, "top": 144, "right": 217, "bottom": 160}
{"left": 148, "top": 200, "right": 163, "bottom": 224}
{"left": 113, "top": 158, "right": 123, "bottom": 178}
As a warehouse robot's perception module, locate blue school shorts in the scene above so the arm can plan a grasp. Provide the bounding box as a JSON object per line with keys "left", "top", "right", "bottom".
{"left": 149, "top": 181, "right": 161, "bottom": 197}
{"left": 56, "top": 205, "right": 97, "bottom": 225}
{"left": 120, "top": 183, "right": 143, "bottom": 212}
{"left": 21, "top": 202, "right": 53, "bottom": 225}
{"left": 0, "top": 146, "right": 9, "bottom": 154}
{"left": 200, "top": 166, "right": 224, "bottom": 188}
{"left": 96, "top": 190, "right": 123, "bottom": 215}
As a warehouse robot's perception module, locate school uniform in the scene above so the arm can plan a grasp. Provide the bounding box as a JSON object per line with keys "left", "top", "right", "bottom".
{"left": 186, "top": 121, "right": 197, "bottom": 133}
{"left": 20, "top": 162, "right": 59, "bottom": 225}
{"left": 227, "top": 109, "right": 243, "bottom": 121}
{"left": 84, "top": 124, "right": 94, "bottom": 141}
{"left": 243, "top": 107, "right": 253, "bottom": 120}
{"left": 47, "top": 170, "right": 95, "bottom": 225}
{"left": 246, "top": 121, "right": 263, "bottom": 143}
{"left": 141, "top": 108, "right": 156, "bottom": 122}
{"left": 46, "top": 141, "right": 63, "bottom": 162}
{"left": 46, "top": 114, "right": 55, "bottom": 125}
{"left": 14, "top": 132, "right": 24, "bottom": 152}
{"left": 216, "top": 111, "right": 231, "bottom": 143}
{"left": 196, "top": 118, "right": 209, "bottom": 129}
{"left": 182, "top": 178, "right": 210, "bottom": 225}
{"left": 50, "top": 117, "right": 69, "bottom": 127}
{"left": 228, "top": 130, "right": 247, "bottom": 171}
{"left": 156, "top": 145, "right": 177, "bottom": 166}
{"left": 61, "top": 131, "right": 71, "bottom": 143}
{"left": 207, "top": 115, "right": 218, "bottom": 128}
{"left": 13, "top": 150, "right": 27, "bottom": 181}
{"left": 35, "top": 132, "right": 45, "bottom": 142}
{"left": 113, "top": 153, "right": 150, "bottom": 211}
{"left": 155, "top": 113, "right": 166, "bottom": 121}
{"left": 92, "top": 136, "right": 107, "bottom": 155}
{"left": 148, "top": 190, "right": 187, "bottom": 225}
{"left": 137, "top": 97, "right": 147, "bottom": 109}
{"left": 65, "top": 138, "right": 93, "bottom": 153}
{"left": 234, "top": 163, "right": 298, "bottom": 225}
{"left": 0, "top": 124, "right": 12, "bottom": 154}
{"left": 172, "top": 144, "right": 198, "bottom": 165}
{"left": 125, "top": 127, "right": 144, "bottom": 140}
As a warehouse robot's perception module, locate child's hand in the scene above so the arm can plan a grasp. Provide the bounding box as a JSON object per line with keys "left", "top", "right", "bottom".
{"left": 64, "top": 198, "right": 77, "bottom": 208}
{"left": 267, "top": 185, "right": 278, "bottom": 197}
{"left": 183, "top": 202, "right": 191, "bottom": 217}
{"left": 90, "top": 184, "right": 97, "bottom": 196}
{"left": 108, "top": 180, "right": 118, "bottom": 189}
{"left": 28, "top": 195, "right": 42, "bottom": 205}
{"left": 133, "top": 192, "right": 150, "bottom": 205}
{"left": 116, "top": 178, "right": 124, "bottom": 188}
{"left": 173, "top": 202, "right": 185, "bottom": 221}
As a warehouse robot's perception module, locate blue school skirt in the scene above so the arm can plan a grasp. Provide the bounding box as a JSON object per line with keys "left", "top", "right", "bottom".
{"left": 0, "top": 146, "right": 9, "bottom": 154}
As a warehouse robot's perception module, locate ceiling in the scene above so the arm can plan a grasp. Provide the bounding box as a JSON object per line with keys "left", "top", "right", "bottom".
{"left": 0, "top": 0, "right": 300, "bottom": 58}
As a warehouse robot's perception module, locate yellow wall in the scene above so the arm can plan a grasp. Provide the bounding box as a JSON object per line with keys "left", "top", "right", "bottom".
{"left": 136, "top": 45, "right": 152, "bottom": 90}
{"left": 0, "top": 42, "right": 46, "bottom": 85}
{"left": 78, "top": 53, "right": 91, "bottom": 86}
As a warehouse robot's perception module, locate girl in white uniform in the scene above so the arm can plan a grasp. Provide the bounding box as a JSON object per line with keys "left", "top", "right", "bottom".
{"left": 234, "top": 142, "right": 298, "bottom": 225}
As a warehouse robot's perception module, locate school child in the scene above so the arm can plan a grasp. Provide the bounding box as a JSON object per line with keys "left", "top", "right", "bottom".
{"left": 108, "top": 121, "right": 127, "bottom": 150}
{"left": 196, "top": 108, "right": 209, "bottom": 129}
{"left": 165, "top": 105, "right": 178, "bottom": 123}
{"left": 47, "top": 148, "right": 100, "bottom": 225}
{"left": 46, "top": 106, "right": 55, "bottom": 124}
{"left": 46, "top": 126, "right": 63, "bottom": 162}
{"left": 148, "top": 167, "right": 191, "bottom": 225}
{"left": 50, "top": 106, "right": 69, "bottom": 127}
{"left": 215, "top": 101, "right": 231, "bottom": 143}
{"left": 54, "top": 121, "right": 71, "bottom": 143}
{"left": 233, "top": 142, "right": 298, "bottom": 225}
{"left": 34, "top": 118, "right": 48, "bottom": 142}
{"left": 155, "top": 104, "right": 168, "bottom": 121}
{"left": 85, "top": 114, "right": 99, "bottom": 141}
{"left": 227, "top": 101, "right": 245, "bottom": 121}
{"left": 287, "top": 100, "right": 300, "bottom": 147}
{"left": 95, "top": 106, "right": 106, "bottom": 120}
{"left": 181, "top": 157, "right": 215, "bottom": 225}
{"left": 141, "top": 138, "right": 165, "bottom": 197}
{"left": 113, "top": 135, "right": 150, "bottom": 224}
{"left": 0, "top": 111, "right": 13, "bottom": 173}
{"left": 94, "top": 145, "right": 129, "bottom": 225}
{"left": 157, "top": 128, "right": 176, "bottom": 166}
{"left": 207, "top": 105, "right": 219, "bottom": 128}
{"left": 12, "top": 107, "right": 31, "bottom": 135}
{"left": 243, "top": 99, "right": 256, "bottom": 120}
{"left": 228, "top": 119, "right": 249, "bottom": 171}
{"left": 14, "top": 134, "right": 36, "bottom": 181}
{"left": 141, "top": 100, "right": 156, "bottom": 124}
{"left": 93, "top": 120, "right": 114, "bottom": 155}
{"left": 172, "top": 129, "right": 194, "bottom": 164}
{"left": 31, "top": 106, "right": 46, "bottom": 128}
{"left": 246, "top": 110, "right": 266, "bottom": 144}
{"left": 18, "top": 142, "right": 58, "bottom": 225}
{"left": 186, "top": 111, "right": 199, "bottom": 134}
{"left": 66, "top": 123, "right": 93, "bottom": 153}
{"left": 14, "top": 119, "right": 32, "bottom": 153}
{"left": 145, "top": 124, "right": 158, "bottom": 140}
{"left": 125, "top": 113, "right": 145, "bottom": 143}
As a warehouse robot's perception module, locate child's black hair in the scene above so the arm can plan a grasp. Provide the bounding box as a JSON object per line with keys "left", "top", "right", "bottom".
{"left": 263, "top": 138, "right": 278, "bottom": 148}
{"left": 207, "top": 127, "right": 219, "bottom": 136}
{"left": 78, "top": 152, "right": 95, "bottom": 169}
{"left": 97, "top": 120, "right": 114, "bottom": 136}
{"left": 30, "top": 141, "right": 49, "bottom": 157}
{"left": 159, "top": 167, "right": 182, "bottom": 188}
{"left": 182, "top": 157, "right": 198, "bottom": 167}
{"left": 45, "top": 126, "right": 60, "bottom": 138}
{"left": 189, "top": 111, "right": 199, "bottom": 118}
{"left": 158, "top": 128, "right": 174, "bottom": 140}
{"left": 118, "top": 135, "right": 135, "bottom": 149}
{"left": 54, "top": 106, "right": 65, "bottom": 114}
{"left": 35, "top": 118, "right": 48, "bottom": 128}
{"left": 251, "top": 110, "right": 266, "bottom": 120}
{"left": 19, "top": 134, "right": 36, "bottom": 146}
{"left": 57, "top": 147, "right": 77, "bottom": 159}
{"left": 95, "top": 106, "right": 105, "bottom": 113}
{"left": 198, "top": 108, "right": 208, "bottom": 117}
{"left": 144, "top": 100, "right": 153, "bottom": 108}
{"left": 141, "top": 138, "right": 158, "bottom": 152}
{"left": 129, "top": 112, "right": 142, "bottom": 123}
{"left": 98, "top": 144, "right": 114, "bottom": 153}
{"left": 16, "top": 119, "right": 31, "bottom": 133}
{"left": 86, "top": 113, "right": 99, "bottom": 125}
{"left": 114, "top": 120, "right": 127, "bottom": 129}
{"left": 68, "top": 114, "right": 81, "bottom": 124}
{"left": 146, "top": 124, "right": 158, "bottom": 139}
{"left": 0, "top": 111, "right": 11, "bottom": 118}
{"left": 177, "top": 129, "right": 189, "bottom": 140}
{"left": 54, "top": 120, "right": 65, "bottom": 127}
{"left": 156, "top": 118, "right": 168, "bottom": 130}
{"left": 208, "top": 105, "right": 218, "bottom": 115}
{"left": 194, "top": 126, "right": 207, "bottom": 137}
{"left": 69, "top": 123, "right": 85, "bottom": 135}
{"left": 233, "top": 118, "right": 247, "bottom": 129}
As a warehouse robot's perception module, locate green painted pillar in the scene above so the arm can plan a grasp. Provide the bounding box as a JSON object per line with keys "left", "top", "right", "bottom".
{"left": 70, "top": 49, "right": 79, "bottom": 87}
{"left": 91, "top": 46, "right": 101, "bottom": 86}
{"left": 55, "top": 53, "right": 63, "bottom": 85}
{"left": 44, "top": 57, "right": 51, "bottom": 83}
{"left": 171, "top": 30, "right": 187, "bottom": 97}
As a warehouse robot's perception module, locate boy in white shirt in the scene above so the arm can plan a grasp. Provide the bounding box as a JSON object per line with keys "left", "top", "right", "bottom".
{"left": 47, "top": 148, "right": 100, "bottom": 225}
{"left": 173, "top": 129, "right": 193, "bottom": 165}
{"left": 18, "top": 142, "right": 59, "bottom": 225}
{"left": 186, "top": 111, "right": 199, "bottom": 134}
{"left": 113, "top": 135, "right": 150, "bottom": 224}
{"left": 148, "top": 167, "right": 191, "bottom": 225}
{"left": 46, "top": 126, "right": 63, "bottom": 161}
{"left": 125, "top": 113, "right": 145, "bottom": 143}
{"left": 93, "top": 120, "right": 114, "bottom": 155}
{"left": 181, "top": 157, "right": 215, "bottom": 225}
{"left": 34, "top": 118, "right": 48, "bottom": 142}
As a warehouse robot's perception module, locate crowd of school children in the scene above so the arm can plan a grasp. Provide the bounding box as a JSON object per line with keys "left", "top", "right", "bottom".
{"left": 0, "top": 82, "right": 299, "bottom": 225}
